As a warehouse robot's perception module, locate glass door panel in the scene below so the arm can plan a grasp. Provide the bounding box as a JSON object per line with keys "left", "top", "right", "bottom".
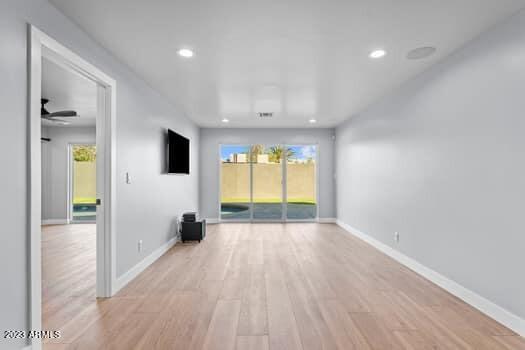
{"left": 286, "top": 145, "right": 317, "bottom": 220}
{"left": 71, "top": 144, "right": 97, "bottom": 222}
{"left": 220, "top": 145, "right": 251, "bottom": 220}
{"left": 252, "top": 145, "right": 283, "bottom": 220}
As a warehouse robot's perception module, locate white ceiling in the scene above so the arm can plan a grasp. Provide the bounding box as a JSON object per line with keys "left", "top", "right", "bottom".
{"left": 50, "top": 0, "right": 525, "bottom": 128}
{"left": 42, "top": 57, "right": 97, "bottom": 127}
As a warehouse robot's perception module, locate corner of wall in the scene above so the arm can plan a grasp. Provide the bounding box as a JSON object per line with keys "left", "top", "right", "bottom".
{"left": 335, "top": 219, "right": 525, "bottom": 337}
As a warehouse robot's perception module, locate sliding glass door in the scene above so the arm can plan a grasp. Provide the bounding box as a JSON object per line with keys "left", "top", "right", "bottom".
{"left": 220, "top": 144, "right": 317, "bottom": 221}
{"left": 220, "top": 145, "right": 251, "bottom": 220}
{"left": 252, "top": 145, "right": 283, "bottom": 220}
{"left": 286, "top": 145, "right": 317, "bottom": 220}
{"left": 70, "top": 144, "right": 97, "bottom": 222}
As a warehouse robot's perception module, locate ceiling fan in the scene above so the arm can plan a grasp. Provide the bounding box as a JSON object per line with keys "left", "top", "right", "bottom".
{"left": 41, "top": 98, "right": 78, "bottom": 125}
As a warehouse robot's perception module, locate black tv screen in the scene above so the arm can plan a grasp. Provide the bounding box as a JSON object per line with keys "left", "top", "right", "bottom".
{"left": 167, "top": 129, "right": 190, "bottom": 174}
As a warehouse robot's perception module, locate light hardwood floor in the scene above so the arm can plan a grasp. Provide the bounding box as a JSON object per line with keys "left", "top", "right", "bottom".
{"left": 42, "top": 224, "right": 96, "bottom": 335}
{"left": 42, "top": 223, "right": 525, "bottom": 349}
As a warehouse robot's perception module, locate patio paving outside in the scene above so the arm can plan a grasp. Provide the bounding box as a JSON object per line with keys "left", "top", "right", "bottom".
{"left": 221, "top": 202, "right": 316, "bottom": 220}
{"left": 72, "top": 203, "right": 97, "bottom": 221}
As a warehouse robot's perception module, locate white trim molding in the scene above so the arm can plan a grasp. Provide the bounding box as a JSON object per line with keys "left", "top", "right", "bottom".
{"left": 336, "top": 220, "right": 525, "bottom": 337}
{"left": 113, "top": 237, "right": 177, "bottom": 294}
{"left": 29, "top": 24, "right": 117, "bottom": 350}
{"left": 206, "top": 218, "right": 219, "bottom": 224}
{"left": 41, "top": 219, "right": 68, "bottom": 225}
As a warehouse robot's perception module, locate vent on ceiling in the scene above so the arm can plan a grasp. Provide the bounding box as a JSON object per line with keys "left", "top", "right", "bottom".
{"left": 258, "top": 112, "right": 273, "bottom": 118}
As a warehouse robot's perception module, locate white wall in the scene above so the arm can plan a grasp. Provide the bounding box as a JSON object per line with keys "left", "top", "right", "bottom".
{"left": 336, "top": 10, "right": 525, "bottom": 320}
{"left": 0, "top": 1, "right": 198, "bottom": 348}
{"left": 199, "top": 128, "right": 336, "bottom": 220}
{"left": 41, "top": 126, "right": 96, "bottom": 222}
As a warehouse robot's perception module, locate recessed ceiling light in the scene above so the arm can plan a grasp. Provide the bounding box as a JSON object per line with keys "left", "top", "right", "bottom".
{"left": 309, "top": 119, "right": 317, "bottom": 123}
{"left": 178, "top": 49, "right": 194, "bottom": 58}
{"left": 407, "top": 46, "right": 436, "bottom": 60}
{"left": 369, "top": 49, "right": 387, "bottom": 59}
{"left": 221, "top": 118, "right": 229, "bottom": 123}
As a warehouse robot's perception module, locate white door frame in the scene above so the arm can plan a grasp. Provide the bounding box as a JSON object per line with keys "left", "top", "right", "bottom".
{"left": 283, "top": 143, "right": 320, "bottom": 222}
{"left": 29, "top": 25, "right": 117, "bottom": 349}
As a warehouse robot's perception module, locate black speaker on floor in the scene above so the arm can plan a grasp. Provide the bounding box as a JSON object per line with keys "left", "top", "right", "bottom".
{"left": 180, "top": 212, "right": 205, "bottom": 243}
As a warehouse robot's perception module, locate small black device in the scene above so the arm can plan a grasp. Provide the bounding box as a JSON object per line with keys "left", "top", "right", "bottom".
{"left": 180, "top": 212, "right": 205, "bottom": 243}
{"left": 167, "top": 129, "right": 190, "bottom": 174}
{"left": 182, "top": 212, "right": 196, "bottom": 222}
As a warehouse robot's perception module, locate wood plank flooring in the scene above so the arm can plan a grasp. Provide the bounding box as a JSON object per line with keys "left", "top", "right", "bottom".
{"left": 42, "top": 224, "right": 96, "bottom": 336}
{"left": 42, "top": 223, "right": 525, "bottom": 349}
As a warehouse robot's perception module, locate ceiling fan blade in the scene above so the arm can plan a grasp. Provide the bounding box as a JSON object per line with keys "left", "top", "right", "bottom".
{"left": 48, "top": 110, "right": 78, "bottom": 118}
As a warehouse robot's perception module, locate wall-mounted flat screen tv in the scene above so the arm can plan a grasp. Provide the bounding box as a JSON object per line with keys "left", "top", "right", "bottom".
{"left": 167, "top": 129, "right": 190, "bottom": 174}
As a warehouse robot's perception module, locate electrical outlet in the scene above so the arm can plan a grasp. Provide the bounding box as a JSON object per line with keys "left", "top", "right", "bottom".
{"left": 394, "top": 232, "right": 400, "bottom": 243}
{"left": 138, "top": 240, "right": 143, "bottom": 252}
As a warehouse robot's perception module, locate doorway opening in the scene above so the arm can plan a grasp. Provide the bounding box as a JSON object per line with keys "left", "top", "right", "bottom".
{"left": 40, "top": 50, "right": 99, "bottom": 346}
{"left": 219, "top": 144, "right": 318, "bottom": 222}
{"left": 29, "top": 25, "right": 116, "bottom": 349}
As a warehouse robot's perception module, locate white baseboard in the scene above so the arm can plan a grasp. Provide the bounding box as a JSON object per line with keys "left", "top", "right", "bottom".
{"left": 113, "top": 237, "right": 177, "bottom": 294}
{"left": 336, "top": 219, "right": 525, "bottom": 337}
{"left": 318, "top": 217, "right": 336, "bottom": 223}
{"left": 41, "top": 219, "right": 68, "bottom": 225}
{"left": 207, "top": 218, "right": 335, "bottom": 224}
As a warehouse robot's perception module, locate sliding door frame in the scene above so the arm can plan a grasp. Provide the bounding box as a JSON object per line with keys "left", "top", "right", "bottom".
{"left": 68, "top": 143, "right": 97, "bottom": 224}
{"left": 218, "top": 143, "right": 319, "bottom": 223}
{"left": 251, "top": 143, "right": 285, "bottom": 222}
{"left": 283, "top": 143, "right": 320, "bottom": 222}
{"left": 218, "top": 143, "right": 253, "bottom": 222}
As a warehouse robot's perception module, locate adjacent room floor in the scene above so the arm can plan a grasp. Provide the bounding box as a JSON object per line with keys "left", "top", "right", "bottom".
{"left": 43, "top": 223, "right": 525, "bottom": 349}
{"left": 42, "top": 224, "right": 96, "bottom": 339}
